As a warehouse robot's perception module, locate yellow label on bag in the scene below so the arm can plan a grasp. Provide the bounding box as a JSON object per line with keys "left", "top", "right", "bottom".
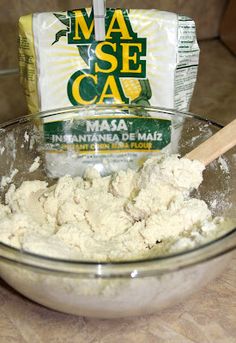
{"left": 18, "top": 14, "right": 39, "bottom": 114}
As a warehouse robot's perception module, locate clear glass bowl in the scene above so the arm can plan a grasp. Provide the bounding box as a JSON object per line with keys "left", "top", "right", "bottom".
{"left": 0, "top": 104, "right": 235, "bottom": 318}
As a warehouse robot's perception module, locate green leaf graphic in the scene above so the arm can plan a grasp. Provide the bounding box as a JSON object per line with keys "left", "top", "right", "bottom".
{"left": 139, "top": 79, "right": 152, "bottom": 100}
{"left": 53, "top": 13, "right": 70, "bottom": 27}
{"left": 52, "top": 29, "right": 68, "bottom": 45}
{"left": 131, "top": 79, "right": 152, "bottom": 110}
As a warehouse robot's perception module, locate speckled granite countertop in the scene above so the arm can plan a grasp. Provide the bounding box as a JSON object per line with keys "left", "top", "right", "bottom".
{"left": 0, "top": 39, "right": 236, "bottom": 343}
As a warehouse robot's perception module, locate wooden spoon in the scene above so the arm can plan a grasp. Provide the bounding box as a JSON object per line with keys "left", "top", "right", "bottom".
{"left": 185, "top": 119, "right": 236, "bottom": 166}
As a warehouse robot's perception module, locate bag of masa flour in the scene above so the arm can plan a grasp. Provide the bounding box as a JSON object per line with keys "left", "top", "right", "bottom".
{"left": 18, "top": 8, "right": 199, "bottom": 176}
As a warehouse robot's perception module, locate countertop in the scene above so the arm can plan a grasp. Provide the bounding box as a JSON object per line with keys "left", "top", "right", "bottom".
{"left": 0, "top": 39, "right": 236, "bottom": 342}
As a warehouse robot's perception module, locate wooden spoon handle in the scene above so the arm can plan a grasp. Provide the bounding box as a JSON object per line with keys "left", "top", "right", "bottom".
{"left": 185, "top": 119, "right": 236, "bottom": 166}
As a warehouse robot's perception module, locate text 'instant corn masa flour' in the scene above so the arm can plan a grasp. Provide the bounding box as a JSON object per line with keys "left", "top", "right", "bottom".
{"left": 19, "top": 8, "right": 199, "bottom": 176}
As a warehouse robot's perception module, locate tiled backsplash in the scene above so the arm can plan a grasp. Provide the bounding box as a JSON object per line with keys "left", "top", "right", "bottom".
{"left": 0, "top": 0, "right": 228, "bottom": 122}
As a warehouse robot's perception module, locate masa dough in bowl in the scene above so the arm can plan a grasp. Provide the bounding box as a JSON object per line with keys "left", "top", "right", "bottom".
{"left": 0, "top": 154, "right": 221, "bottom": 261}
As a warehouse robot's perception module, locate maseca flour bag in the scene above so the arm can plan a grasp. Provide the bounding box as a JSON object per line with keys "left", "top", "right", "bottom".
{"left": 18, "top": 8, "right": 199, "bottom": 176}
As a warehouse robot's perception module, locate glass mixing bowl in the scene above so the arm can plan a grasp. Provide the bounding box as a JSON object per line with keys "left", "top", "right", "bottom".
{"left": 0, "top": 104, "right": 235, "bottom": 318}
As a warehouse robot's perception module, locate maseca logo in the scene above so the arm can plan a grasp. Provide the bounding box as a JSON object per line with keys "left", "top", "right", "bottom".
{"left": 53, "top": 9, "right": 147, "bottom": 105}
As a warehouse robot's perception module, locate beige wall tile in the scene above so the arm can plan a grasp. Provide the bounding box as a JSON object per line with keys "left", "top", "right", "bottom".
{"left": 0, "top": 0, "right": 227, "bottom": 70}
{"left": 220, "top": 0, "right": 236, "bottom": 55}
{"left": 0, "top": 74, "right": 27, "bottom": 123}
{"left": 190, "top": 40, "right": 236, "bottom": 125}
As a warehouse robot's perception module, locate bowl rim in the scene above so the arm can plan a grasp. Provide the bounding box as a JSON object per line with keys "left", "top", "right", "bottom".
{"left": 0, "top": 103, "right": 224, "bottom": 130}
{"left": 0, "top": 104, "right": 235, "bottom": 277}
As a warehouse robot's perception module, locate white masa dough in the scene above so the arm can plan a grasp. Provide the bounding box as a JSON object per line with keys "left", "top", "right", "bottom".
{"left": 0, "top": 154, "right": 221, "bottom": 261}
